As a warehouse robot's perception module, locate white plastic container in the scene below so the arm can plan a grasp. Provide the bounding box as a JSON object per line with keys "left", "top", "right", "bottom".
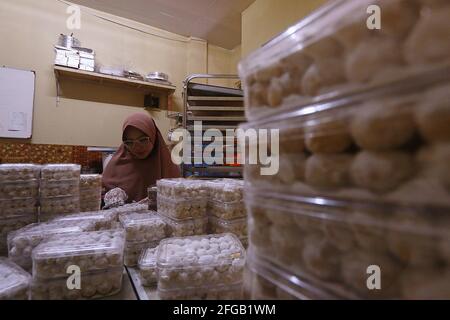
{"left": 0, "top": 257, "right": 31, "bottom": 300}
{"left": 156, "top": 234, "right": 246, "bottom": 291}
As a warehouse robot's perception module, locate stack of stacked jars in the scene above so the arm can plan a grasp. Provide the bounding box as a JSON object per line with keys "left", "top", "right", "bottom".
{"left": 239, "top": 0, "right": 450, "bottom": 299}
{"left": 79, "top": 174, "right": 102, "bottom": 212}
{"left": 39, "top": 164, "right": 81, "bottom": 222}
{"left": 30, "top": 229, "right": 125, "bottom": 300}
{"left": 0, "top": 164, "right": 40, "bottom": 256}
{"left": 119, "top": 212, "right": 167, "bottom": 267}
{"left": 156, "top": 179, "right": 208, "bottom": 238}
{"left": 206, "top": 180, "right": 248, "bottom": 248}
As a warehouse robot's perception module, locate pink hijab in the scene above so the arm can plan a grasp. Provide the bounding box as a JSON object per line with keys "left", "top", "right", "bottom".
{"left": 102, "top": 113, "right": 181, "bottom": 202}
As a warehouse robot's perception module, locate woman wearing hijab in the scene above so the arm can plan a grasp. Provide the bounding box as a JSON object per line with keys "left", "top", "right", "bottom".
{"left": 102, "top": 113, "right": 181, "bottom": 203}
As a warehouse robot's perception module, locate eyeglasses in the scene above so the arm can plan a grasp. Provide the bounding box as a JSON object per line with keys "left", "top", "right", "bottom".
{"left": 123, "top": 136, "right": 151, "bottom": 149}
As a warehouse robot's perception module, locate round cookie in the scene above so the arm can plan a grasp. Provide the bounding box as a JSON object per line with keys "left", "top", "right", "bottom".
{"left": 350, "top": 100, "right": 416, "bottom": 150}
{"left": 415, "top": 84, "right": 450, "bottom": 143}
{"left": 301, "top": 58, "right": 347, "bottom": 96}
{"left": 351, "top": 151, "right": 415, "bottom": 193}
{"left": 305, "top": 120, "right": 352, "bottom": 154}
{"left": 346, "top": 37, "right": 404, "bottom": 83}
{"left": 302, "top": 232, "right": 340, "bottom": 281}
{"left": 403, "top": 6, "right": 450, "bottom": 65}
{"left": 340, "top": 250, "right": 403, "bottom": 298}
{"left": 305, "top": 153, "right": 353, "bottom": 189}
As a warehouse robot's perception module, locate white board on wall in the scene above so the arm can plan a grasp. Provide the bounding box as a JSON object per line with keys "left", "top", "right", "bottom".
{"left": 0, "top": 67, "right": 35, "bottom": 139}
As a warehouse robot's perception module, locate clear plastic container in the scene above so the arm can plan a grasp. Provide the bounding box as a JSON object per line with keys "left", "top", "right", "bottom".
{"left": 0, "top": 164, "right": 41, "bottom": 182}
{"left": 80, "top": 174, "right": 102, "bottom": 189}
{"left": 239, "top": 0, "right": 450, "bottom": 121}
{"left": 39, "top": 179, "right": 80, "bottom": 198}
{"left": 0, "top": 215, "right": 38, "bottom": 256}
{"left": 138, "top": 247, "right": 158, "bottom": 287}
{"left": 208, "top": 216, "right": 248, "bottom": 239}
{"left": 157, "top": 233, "right": 246, "bottom": 290}
{"left": 157, "top": 178, "right": 209, "bottom": 199}
{"left": 0, "top": 257, "right": 31, "bottom": 300}
{"left": 159, "top": 214, "right": 207, "bottom": 238}
{"left": 158, "top": 283, "right": 243, "bottom": 300}
{"left": 119, "top": 212, "right": 166, "bottom": 242}
{"left": 246, "top": 189, "right": 450, "bottom": 299}
{"left": 207, "top": 179, "right": 244, "bottom": 203}
{"left": 157, "top": 194, "right": 207, "bottom": 220}
{"left": 124, "top": 241, "right": 159, "bottom": 267}
{"left": 51, "top": 210, "right": 118, "bottom": 231}
{"left": 39, "top": 195, "right": 80, "bottom": 217}
{"left": 208, "top": 200, "right": 246, "bottom": 220}
{"left": 7, "top": 220, "right": 95, "bottom": 271}
{"left": 147, "top": 186, "right": 157, "bottom": 211}
{"left": 30, "top": 267, "right": 123, "bottom": 300}
{"left": 40, "top": 164, "right": 80, "bottom": 180}
{"left": 0, "top": 198, "right": 38, "bottom": 218}
{"left": 32, "top": 229, "right": 125, "bottom": 280}
{"left": 0, "top": 180, "right": 39, "bottom": 200}
{"left": 242, "top": 76, "right": 450, "bottom": 206}
{"left": 108, "top": 203, "right": 149, "bottom": 217}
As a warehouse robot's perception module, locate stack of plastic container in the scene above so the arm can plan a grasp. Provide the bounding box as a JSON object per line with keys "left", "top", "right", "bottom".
{"left": 0, "top": 164, "right": 40, "bottom": 255}
{"left": 239, "top": 0, "right": 450, "bottom": 299}
{"left": 30, "top": 229, "right": 125, "bottom": 300}
{"left": 156, "top": 179, "right": 208, "bottom": 238}
{"left": 156, "top": 234, "right": 246, "bottom": 300}
{"left": 7, "top": 220, "right": 96, "bottom": 271}
{"left": 39, "top": 164, "right": 81, "bottom": 222}
{"left": 0, "top": 257, "right": 31, "bottom": 300}
{"left": 79, "top": 174, "right": 102, "bottom": 212}
{"left": 119, "top": 212, "right": 167, "bottom": 267}
{"left": 206, "top": 180, "right": 248, "bottom": 248}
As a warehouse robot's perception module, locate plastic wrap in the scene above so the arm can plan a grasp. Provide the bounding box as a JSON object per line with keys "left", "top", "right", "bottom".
{"left": 239, "top": 0, "right": 450, "bottom": 121}
{"left": 0, "top": 258, "right": 31, "bottom": 300}
{"left": 32, "top": 229, "right": 125, "bottom": 280}
{"left": 156, "top": 234, "right": 246, "bottom": 290}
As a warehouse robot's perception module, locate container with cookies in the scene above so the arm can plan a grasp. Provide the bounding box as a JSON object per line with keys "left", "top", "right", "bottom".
{"left": 0, "top": 180, "right": 39, "bottom": 200}
{"left": 0, "top": 164, "right": 41, "bottom": 182}
{"left": 0, "top": 215, "right": 38, "bottom": 255}
{"left": 239, "top": 0, "right": 450, "bottom": 121}
{"left": 51, "top": 210, "right": 118, "bottom": 231}
{"left": 0, "top": 257, "right": 31, "bottom": 300}
{"left": 119, "top": 212, "right": 166, "bottom": 243}
{"left": 80, "top": 174, "right": 102, "bottom": 189}
{"left": 7, "top": 220, "right": 96, "bottom": 270}
{"left": 158, "top": 214, "right": 207, "bottom": 238}
{"left": 40, "top": 164, "right": 80, "bottom": 181}
{"left": 39, "top": 195, "right": 81, "bottom": 221}
{"left": 0, "top": 198, "right": 38, "bottom": 219}
{"left": 124, "top": 241, "right": 159, "bottom": 267}
{"left": 30, "top": 267, "right": 123, "bottom": 300}
{"left": 156, "top": 178, "right": 208, "bottom": 199}
{"left": 157, "top": 194, "right": 207, "bottom": 220}
{"left": 39, "top": 179, "right": 80, "bottom": 198}
{"left": 32, "top": 229, "right": 125, "bottom": 280}
{"left": 80, "top": 175, "right": 102, "bottom": 212}
{"left": 156, "top": 234, "right": 246, "bottom": 292}
{"left": 242, "top": 73, "right": 450, "bottom": 205}
{"left": 138, "top": 247, "right": 158, "bottom": 286}
{"left": 158, "top": 283, "right": 243, "bottom": 300}
{"left": 246, "top": 189, "right": 450, "bottom": 299}
{"left": 208, "top": 216, "right": 248, "bottom": 240}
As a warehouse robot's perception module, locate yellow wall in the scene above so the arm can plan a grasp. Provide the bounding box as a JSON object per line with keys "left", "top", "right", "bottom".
{"left": 0, "top": 0, "right": 238, "bottom": 147}
{"left": 242, "top": 0, "right": 328, "bottom": 57}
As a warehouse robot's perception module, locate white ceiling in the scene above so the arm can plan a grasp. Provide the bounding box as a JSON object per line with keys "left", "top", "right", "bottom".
{"left": 69, "top": 0, "right": 255, "bottom": 49}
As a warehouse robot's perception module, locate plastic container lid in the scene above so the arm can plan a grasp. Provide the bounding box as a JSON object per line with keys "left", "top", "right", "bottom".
{"left": 0, "top": 257, "right": 31, "bottom": 300}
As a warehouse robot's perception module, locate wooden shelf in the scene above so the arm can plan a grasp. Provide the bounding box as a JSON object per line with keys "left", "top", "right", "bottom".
{"left": 54, "top": 66, "right": 176, "bottom": 93}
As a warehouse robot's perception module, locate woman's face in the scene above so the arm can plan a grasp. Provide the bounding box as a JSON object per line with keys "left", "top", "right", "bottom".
{"left": 123, "top": 126, "right": 153, "bottom": 159}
